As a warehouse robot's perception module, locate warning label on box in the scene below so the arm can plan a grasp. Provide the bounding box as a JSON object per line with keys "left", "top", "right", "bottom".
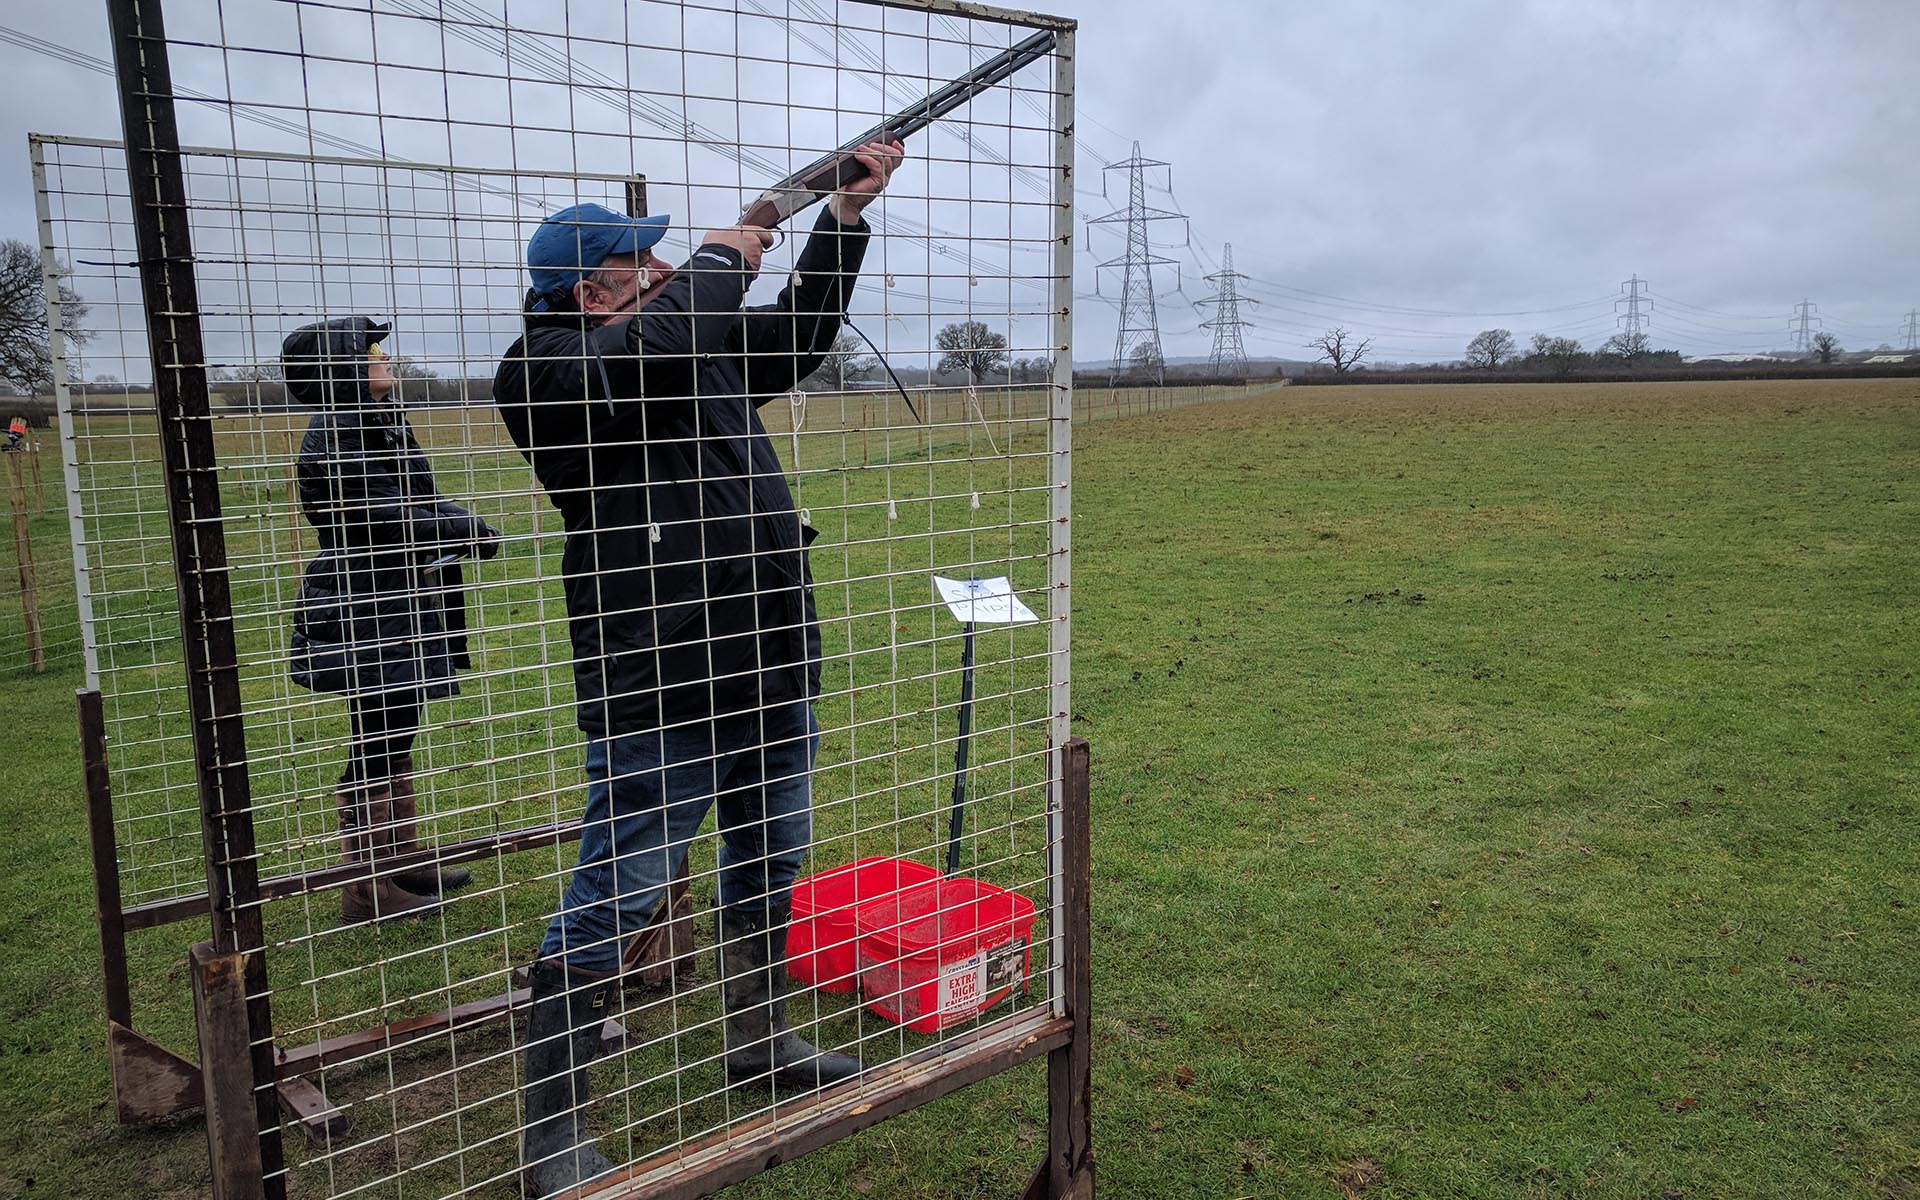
{"left": 939, "top": 938, "right": 1027, "bottom": 1017}
{"left": 984, "top": 937, "right": 1026, "bottom": 993}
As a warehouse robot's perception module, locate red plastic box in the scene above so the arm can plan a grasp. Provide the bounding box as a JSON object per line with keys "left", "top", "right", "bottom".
{"left": 789, "top": 856, "right": 940, "bottom": 994}
{"left": 854, "top": 876, "right": 1038, "bottom": 1033}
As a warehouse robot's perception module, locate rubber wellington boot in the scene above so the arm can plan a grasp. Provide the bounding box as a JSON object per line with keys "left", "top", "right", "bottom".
{"left": 338, "top": 786, "right": 438, "bottom": 923}
{"left": 717, "top": 899, "right": 863, "bottom": 1093}
{"left": 520, "top": 959, "right": 619, "bottom": 1199}
{"left": 388, "top": 766, "right": 472, "bottom": 895}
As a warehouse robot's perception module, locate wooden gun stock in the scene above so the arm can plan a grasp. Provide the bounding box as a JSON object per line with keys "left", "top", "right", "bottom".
{"left": 739, "top": 126, "right": 904, "bottom": 229}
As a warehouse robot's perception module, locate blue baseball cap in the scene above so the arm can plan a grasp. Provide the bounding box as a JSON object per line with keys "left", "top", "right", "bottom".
{"left": 526, "top": 203, "right": 672, "bottom": 310}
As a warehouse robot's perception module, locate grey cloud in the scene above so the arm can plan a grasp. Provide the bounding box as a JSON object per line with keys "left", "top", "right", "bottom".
{"left": 3, "top": 0, "right": 1915, "bottom": 372}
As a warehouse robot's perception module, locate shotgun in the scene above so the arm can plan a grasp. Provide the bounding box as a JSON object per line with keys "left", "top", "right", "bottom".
{"left": 739, "top": 29, "right": 1057, "bottom": 229}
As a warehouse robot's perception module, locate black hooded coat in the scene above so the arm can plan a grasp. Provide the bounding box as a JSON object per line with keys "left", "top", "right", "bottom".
{"left": 283, "top": 317, "right": 495, "bottom": 699}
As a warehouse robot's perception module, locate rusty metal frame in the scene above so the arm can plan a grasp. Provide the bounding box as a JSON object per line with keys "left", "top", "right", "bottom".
{"left": 92, "top": 0, "right": 1087, "bottom": 1194}
{"left": 105, "top": 0, "right": 284, "bottom": 1190}
{"left": 87, "top": 691, "right": 1091, "bottom": 1195}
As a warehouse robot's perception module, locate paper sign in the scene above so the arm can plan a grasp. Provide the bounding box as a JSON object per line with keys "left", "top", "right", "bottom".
{"left": 937, "top": 937, "right": 1028, "bottom": 1018}
{"left": 939, "top": 951, "right": 985, "bottom": 1015}
{"left": 933, "top": 575, "right": 1038, "bottom": 625}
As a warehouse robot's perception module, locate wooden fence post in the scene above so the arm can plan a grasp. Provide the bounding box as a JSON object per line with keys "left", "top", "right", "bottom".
{"left": 1031, "top": 738, "right": 1094, "bottom": 1198}
{"left": 190, "top": 942, "right": 267, "bottom": 1199}
{"left": 7, "top": 450, "right": 43, "bottom": 673}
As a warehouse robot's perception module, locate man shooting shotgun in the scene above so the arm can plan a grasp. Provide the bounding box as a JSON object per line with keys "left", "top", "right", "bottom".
{"left": 493, "top": 32, "right": 1053, "bottom": 1199}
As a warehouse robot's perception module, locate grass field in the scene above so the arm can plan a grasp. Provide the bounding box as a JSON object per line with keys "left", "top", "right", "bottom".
{"left": 1, "top": 377, "right": 1915, "bottom": 1198}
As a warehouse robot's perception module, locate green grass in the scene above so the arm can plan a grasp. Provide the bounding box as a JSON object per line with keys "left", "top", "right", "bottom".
{"left": 34, "top": 381, "right": 1246, "bottom": 912}
{"left": 2, "top": 378, "right": 1916, "bottom": 1198}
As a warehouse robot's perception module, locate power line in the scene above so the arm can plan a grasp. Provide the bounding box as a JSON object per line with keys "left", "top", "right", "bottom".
{"left": 1649, "top": 310, "right": 1787, "bottom": 344}
{"left": 1649, "top": 293, "right": 1793, "bottom": 322}
{"left": 1217, "top": 286, "right": 1619, "bottom": 340}
{"left": 390, "top": 0, "right": 1055, "bottom": 292}
{"left": 927, "top": 12, "right": 1115, "bottom": 170}
{"left": 1238, "top": 278, "right": 1615, "bottom": 321}
{"left": 0, "top": 22, "right": 522, "bottom": 208}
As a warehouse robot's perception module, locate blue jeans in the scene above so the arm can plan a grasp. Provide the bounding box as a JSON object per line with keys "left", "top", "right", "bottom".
{"left": 538, "top": 701, "right": 820, "bottom": 974}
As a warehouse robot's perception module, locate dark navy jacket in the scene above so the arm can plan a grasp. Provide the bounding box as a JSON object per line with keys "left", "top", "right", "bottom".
{"left": 494, "top": 209, "right": 869, "bottom": 736}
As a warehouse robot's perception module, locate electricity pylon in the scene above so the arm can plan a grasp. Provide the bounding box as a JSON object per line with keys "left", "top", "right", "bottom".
{"left": 1088, "top": 141, "right": 1186, "bottom": 384}
{"left": 1194, "top": 242, "right": 1257, "bottom": 376}
{"left": 1790, "top": 298, "right": 1820, "bottom": 354}
{"left": 1616, "top": 274, "right": 1650, "bottom": 340}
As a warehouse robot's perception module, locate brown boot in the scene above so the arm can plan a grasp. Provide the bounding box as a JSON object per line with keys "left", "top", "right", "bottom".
{"left": 389, "top": 765, "right": 473, "bottom": 895}
{"left": 339, "top": 785, "right": 439, "bottom": 923}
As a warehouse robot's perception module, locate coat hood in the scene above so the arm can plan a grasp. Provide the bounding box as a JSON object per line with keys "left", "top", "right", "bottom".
{"left": 281, "top": 316, "right": 391, "bottom": 408}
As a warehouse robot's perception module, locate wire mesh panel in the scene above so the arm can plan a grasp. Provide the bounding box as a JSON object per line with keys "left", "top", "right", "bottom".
{"left": 35, "top": 135, "right": 189, "bottom": 896}
{"left": 66, "top": 0, "right": 1076, "bottom": 1193}
{"left": 2, "top": 188, "right": 86, "bottom": 679}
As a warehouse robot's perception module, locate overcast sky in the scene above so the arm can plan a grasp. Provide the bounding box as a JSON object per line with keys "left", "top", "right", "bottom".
{"left": 2, "top": 0, "right": 1915, "bottom": 370}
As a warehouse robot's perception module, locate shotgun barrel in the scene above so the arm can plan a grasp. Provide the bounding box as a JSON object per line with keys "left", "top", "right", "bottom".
{"left": 739, "top": 29, "right": 1057, "bottom": 229}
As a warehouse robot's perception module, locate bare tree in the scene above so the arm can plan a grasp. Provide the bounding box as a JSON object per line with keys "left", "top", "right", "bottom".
{"left": 72, "top": 371, "right": 121, "bottom": 398}
{"left": 1601, "top": 329, "right": 1652, "bottom": 366}
{"left": 1127, "top": 339, "right": 1164, "bottom": 378}
{"left": 0, "top": 237, "right": 90, "bottom": 395}
{"left": 801, "top": 329, "right": 877, "bottom": 391}
{"left": 386, "top": 354, "right": 439, "bottom": 403}
{"left": 211, "top": 362, "right": 286, "bottom": 411}
{"left": 935, "top": 320, "right": 1009, "bottom": 384}
{"left": 1810, "top": 332, "right": 1841, "bottom": 364}
{"left": 840, "top": 335, "right": 879, "bottom": 384}
{"left": 1464, "top": 328, "right": 1515, "bottom": 370}
{"left": 1010, "top": 355, "right": 1052, "bottom": 384}
{"left": 1529, "top": 333, "right": 1586, "bottom": 376}
{"left": 1307, "top": 327, "right": 1371, "bottom": 373}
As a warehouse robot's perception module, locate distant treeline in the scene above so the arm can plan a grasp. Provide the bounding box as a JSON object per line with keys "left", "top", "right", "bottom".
{"left": 5, "top": 373, "right": 1270, "bottom": 427}
{"left": 1289, "top": 362, "right": 1920, "bottom": 386}
{"left": 20, "top": 364, "right": 1902, "bottom": 430}
{"left": 207, "top": 377, "right": 487, "bottom": 410}
{"left": 1066, "top": 372, "right": 1266, "bottom": 390}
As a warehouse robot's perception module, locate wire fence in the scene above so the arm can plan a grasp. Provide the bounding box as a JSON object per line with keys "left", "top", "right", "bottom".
{"left": 2, "top": 371, "right": 1255, "bottom": 691}
{"left": 47, "top": 0, "right": 1083, "bottom": 1193}
{"left": 0, "top": 434, "right": 85, "bottom": 677}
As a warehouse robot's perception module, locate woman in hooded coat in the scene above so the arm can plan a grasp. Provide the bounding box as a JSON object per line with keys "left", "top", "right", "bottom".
{"left": 282, "top": 317, "right": 498, "bottom": 922}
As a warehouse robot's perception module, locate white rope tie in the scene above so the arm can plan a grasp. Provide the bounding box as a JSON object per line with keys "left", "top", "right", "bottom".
{"left": 787, "top": 389, "right": 807, "bottom": 488}
{"left": 965, "top": 383, "right": 1003, "bottom": 457}
{"left": 788, "top": 390, "right": 813, "bottom": 528}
